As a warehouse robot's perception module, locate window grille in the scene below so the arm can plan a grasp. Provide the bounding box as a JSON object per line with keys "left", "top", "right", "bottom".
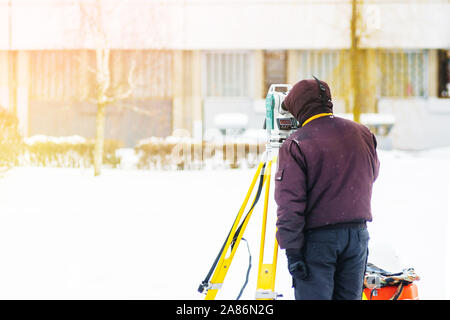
{"left": 203, "top": 52, "right": 252, "bottom": 98}
{"left": 295, "top": 50, "right": 350, "bottom": 98}
{"left": 377, "top": 50, "right": 427, "bottom": 97}
{"left": 30, "top": 50, "right": 96, "bottom": 101}
{"left": 110, "top": 50, "right": 173, "bottom": 100}
{"left": 30, "top": 50, "right": 173, "bottom": 102}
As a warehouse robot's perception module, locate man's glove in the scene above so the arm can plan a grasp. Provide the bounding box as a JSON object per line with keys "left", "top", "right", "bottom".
{"left": 286, "top": 249, "right": 308, "bottom": 280}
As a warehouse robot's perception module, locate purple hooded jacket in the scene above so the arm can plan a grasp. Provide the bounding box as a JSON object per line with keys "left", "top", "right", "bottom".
{"left": 274, "top": 79, "right": 380, "bottom": 250}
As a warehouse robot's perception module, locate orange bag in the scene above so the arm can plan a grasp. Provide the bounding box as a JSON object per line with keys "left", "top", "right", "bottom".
{"left": 364, "top": 283, "right": 419, "bottom": 300}
{"left": 363, "top": 263, "right": 420, "bottom": 300}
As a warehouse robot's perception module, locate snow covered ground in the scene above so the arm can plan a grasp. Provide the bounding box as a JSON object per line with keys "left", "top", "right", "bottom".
{"left": 0, "top": 148, "right": 449, "bottom": 300}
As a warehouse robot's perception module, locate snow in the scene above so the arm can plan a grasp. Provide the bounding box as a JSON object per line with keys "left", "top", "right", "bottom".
{"left": 24, "top": 135, "right": 87, "bottom": 145}
{"left": 213, "top": 113, "right": 249, "bottom": 129}
{"left": 0, "top": 148, "right": 449, "bottom": 300}
{"left": 360, "top": 113, "right": 395, "bottom": 126}
{"left": 335, "top": 113, "right": 396, "bottom": 125}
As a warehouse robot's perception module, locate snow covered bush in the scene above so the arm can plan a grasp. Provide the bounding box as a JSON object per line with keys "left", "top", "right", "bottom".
{"left": 135, "top": 135, "right": 266, "bottom": 170}
{"left": 0, "top": 107, "right": 23, "bottom": 169}
{"left": 24, "top": 135, "right": 122, "bottom": 168}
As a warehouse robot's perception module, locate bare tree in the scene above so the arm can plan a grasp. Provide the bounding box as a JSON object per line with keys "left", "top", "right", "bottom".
{"left": 76, "top": 0, "right": 174, "bottom": 176}
{"left": 350, "top": 0, "right": 362, "bottom": 123}
{"left": 332, "top": 0, "right": 378, "bottom": 121}
{"left": 77, "top": 0, "right": 140, "bottom": 176}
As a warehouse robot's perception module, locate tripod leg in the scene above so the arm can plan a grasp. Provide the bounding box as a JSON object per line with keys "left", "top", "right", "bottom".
{"left": 205, "top": 161, "right": 266, "bottom": 300}
{"left": 256, "top": 158, "right": 280, "bottom": 300}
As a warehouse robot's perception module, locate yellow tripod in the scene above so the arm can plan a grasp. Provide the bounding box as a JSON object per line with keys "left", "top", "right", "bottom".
{"left": 198, "top": 153, "right": 280, "bottom": 300}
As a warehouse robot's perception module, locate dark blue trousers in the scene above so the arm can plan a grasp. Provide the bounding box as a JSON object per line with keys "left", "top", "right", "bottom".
{"left": 293, "top": 227, "right": 369, "bottom": 300}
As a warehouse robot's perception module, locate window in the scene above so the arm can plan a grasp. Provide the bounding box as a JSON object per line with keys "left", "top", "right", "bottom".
{"left": 377, "top": 50, "right": 428, "bottom": 97}
{"left": 295, "top": 50, "right": 350, "bottom": 98}
{"left": 30, "top": 50, "right": 95, "bottom": 101}
{"left": 110, "top": 50, "right": 173, "bottom": 100}
{"left": 204, "top": 52, "right": 252, "bottom": 98}
{"left": 30, "top": 50, "right": 173, "bottom": 102}
{"left": 438, "top": 50, "right": 450, "bottom": 98}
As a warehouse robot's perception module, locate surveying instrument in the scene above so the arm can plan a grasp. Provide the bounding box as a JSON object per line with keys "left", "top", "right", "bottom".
{"left": 197, "top": 84, "right": 299, "bottom": 300}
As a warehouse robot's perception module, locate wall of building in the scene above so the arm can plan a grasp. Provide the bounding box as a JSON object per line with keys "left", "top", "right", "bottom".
{"left": 172, "top": 50, "right": 203, "bottom": 139}
{"left": 379, "top": 98, "right": 450, "bottom": 150}
{"left": 3, "top": 47, "right": 448, "bottom": 149}
{"left": 1, "top": 49, "right": 175, "bottom": 146}
{"left": 1, "top": 1, "right": 449, "bottom": 50}
{"left": 0, "top": 51, "right": 10, "bottom": 110}
{"left": 378, "top": 49, "right": 450, "bottom": 150}
{"left": 0, "top": 1, "right": 449, "bottom": 149}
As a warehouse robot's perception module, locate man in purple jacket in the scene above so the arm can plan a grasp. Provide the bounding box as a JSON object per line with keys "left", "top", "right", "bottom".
{"left": 274, "top": 78, "right": 380, "bottom": 300}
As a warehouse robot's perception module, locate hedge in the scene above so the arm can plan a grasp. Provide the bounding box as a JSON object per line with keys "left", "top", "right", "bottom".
{"left": 0, "top": 108, "right": 23, "bottom": 169}
{"left": 2, "top": 130, "right": 267, "bottom": 171}
{"left": 23, "top": 136, "right": 122, "bottom": 168}
{"left": 135, "top": 136, "right": 266, "bottom": 170}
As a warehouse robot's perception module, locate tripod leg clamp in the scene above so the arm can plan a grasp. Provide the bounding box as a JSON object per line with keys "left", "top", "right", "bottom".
{"left": 255, "top": 289, "right": 281, "bottom": 300}
{"left": 207, "top": 283, "right": 223, "bottom": 290}
{"left": 198, "top": 281, "right": 223, "bottom": 294}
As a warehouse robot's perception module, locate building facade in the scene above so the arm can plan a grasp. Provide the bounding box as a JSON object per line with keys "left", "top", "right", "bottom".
{"left": 0, "top": 0, "right": 449, "bottom": 149}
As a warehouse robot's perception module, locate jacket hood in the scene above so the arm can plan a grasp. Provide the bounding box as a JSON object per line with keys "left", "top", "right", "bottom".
{"left": 284, "top": 79, "right": 333, "bottom": 126}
